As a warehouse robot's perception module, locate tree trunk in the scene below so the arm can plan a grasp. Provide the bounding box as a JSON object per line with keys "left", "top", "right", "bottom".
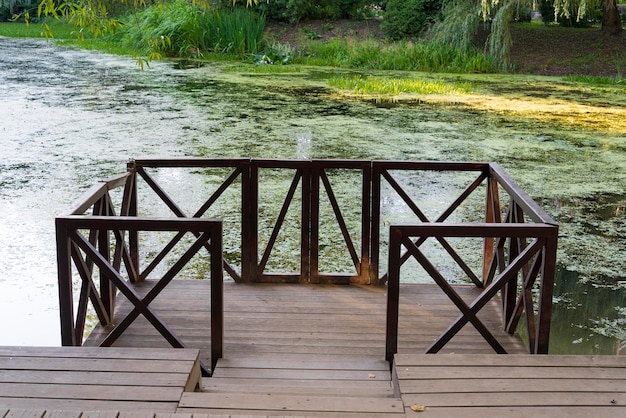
{"left": 602, "top": 0, "right": 623, "bottom": 35}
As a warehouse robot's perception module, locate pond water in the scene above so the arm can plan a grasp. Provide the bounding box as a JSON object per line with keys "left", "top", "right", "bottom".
{"left": 0, "top": 37, "right": 623, "bottom": 354}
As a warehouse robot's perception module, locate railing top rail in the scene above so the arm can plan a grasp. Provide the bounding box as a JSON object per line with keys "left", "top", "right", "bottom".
{"left": 130, "top": 158, "right": 251, "bottom": 169}
{"left": 488, "top": 163, "right": 557, "bottom": 226}
{"left": 56, "top": 215, "right": 223, "bottom": 232}
{"left": 310, "top": 159, "right": 372, "bottom": 169}
{"left": 390, "top": 223, "right": 558, "bottom": 238}
{"left": 373, "top": 161, "right": 490, "bottom": 171}
{"left": 64, "top": 172, "right": 132, "bottom": 216}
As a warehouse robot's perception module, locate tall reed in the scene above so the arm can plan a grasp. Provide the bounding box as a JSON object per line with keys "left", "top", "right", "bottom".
{"left": 298, "top": 38, "right": 498, "bottom": 73}
{"left": 120, "top": 1, "right": 265, "bottom": 57}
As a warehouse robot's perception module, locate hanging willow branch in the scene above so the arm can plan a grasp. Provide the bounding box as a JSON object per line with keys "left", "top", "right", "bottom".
{"left": 432, "top": 0, "right": 601, "bottom": 69}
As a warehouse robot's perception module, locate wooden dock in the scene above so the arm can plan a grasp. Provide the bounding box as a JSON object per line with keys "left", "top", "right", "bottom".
{"left": 1, "top": 346, "right": 624, "bottom": 416}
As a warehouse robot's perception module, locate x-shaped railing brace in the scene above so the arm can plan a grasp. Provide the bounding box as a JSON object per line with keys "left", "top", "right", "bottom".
{"left": 70, "top": 226, "right": 214, "bottom": 375}
{"left": 402, "top": 235, "right": 544, "bottom": 353}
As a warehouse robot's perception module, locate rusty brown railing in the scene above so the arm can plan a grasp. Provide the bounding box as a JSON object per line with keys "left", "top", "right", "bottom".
{"left": 57, "top": 158, "right": 558, "bottom": 362}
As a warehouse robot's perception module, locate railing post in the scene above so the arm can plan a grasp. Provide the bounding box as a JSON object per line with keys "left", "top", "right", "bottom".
{"left": 385, "top": 225, "right": 402, "bottom": 364}
{"left": 309, "top": 163, "right": 320, "bottom": 283}
{"left": 241, "top": 160, "right": 253, "bottom": 282}
{"left": 535, "top": 229, "right": 558, "bottom": 354}
{"left": 56, "top": 218, "right": 76, "bottom": 346}
{"left": 371, "top": 163, "right": 382, "bottom": 284}
{"left": 361, "top": 163, "right": 372, "bottom": 284}
{"left": 483, "top": 175, "right": 499, "bottom": 285}
{"left": 211, "top": 221, "right": 224, "bottom": 373}
{"left": 127, "top": 162, "right": 140, "bottom": 281}
{"left": 249, "top": 162, "right": 260, "bottom": 282}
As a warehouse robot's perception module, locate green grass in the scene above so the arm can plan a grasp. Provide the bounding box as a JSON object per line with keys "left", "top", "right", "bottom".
{"left": 329, "top": 74, "right": 474, "bottom": 96}
{"left": 563, "top": 75, "right": 624, "bottom": 86}
{"left": 0, "top": 19, "right": 77, "bottom": 39}
{"left": 0, "top": 20, "right": 138, "bottom": 56}
{"left": 291, "top": 38, "right": 499, "bottom": 74}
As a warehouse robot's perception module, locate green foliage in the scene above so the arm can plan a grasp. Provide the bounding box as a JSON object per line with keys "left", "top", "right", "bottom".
{"left": 118, "top": 1, "right": 265, "bottom": 58}
{"left": 380, "top": 0, "right": 443, "bottom": 40}
{"left": 0, "top": 0, "right": 38, "bottom": 21}
{"left": 564, "top": 74, "right": 624, "bottom": 85}
{"left": 237, "top": 0, "right": 373, "bottom": 23}
{"left": 431, "top": 0, "right": 517, "bottom": 69}
{"left": 298, "top": 38, "right": 498, "bottom": 73}
{"left": 328, "top": 74, "right": 473, "bottom": 95}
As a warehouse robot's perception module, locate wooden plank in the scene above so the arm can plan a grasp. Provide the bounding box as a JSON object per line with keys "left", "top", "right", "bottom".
{"left": 401, "top": 392, "right": 626, "bottom": 407}
{"left": 394, "top": 353, "right": 626, "bottom": 367}
{"left": 2, "top": 411, "right": 46, "bottom": 418}
{"left": 178, "top": 409, "right": 400, "bottom": 417}
{"left": 178, "top": 393, "right": 404, "bottom": 414}
{"left": 406, "top": 406, "right": 625, "bottom": 418}
{"left": 0, "top": 399, "right": 176, "bottom": 411}
{"left": 215, "top": 357, "right": 389, "bottom": 371}
{"left": 0, "top": 347, "right": 200, "bottom": 361}
{"left": 0, "top": 370, "right": 190, "bottom": 387}
{"left": 203, "top": 382, "right": 394, "bottom": 397}
{"left": 0, "top": 357, "right": 196, "bottom": 373}
{"left": 0, "top": 383, "right": 183, "bottom": 402}
{"left": 399, "top": 378, "right": 626, "bottom": 393}
{"left": 396, "top": 366, "right": 626, "bottom": 380}
{"left": 211, "top": 368, "right": 390, "bottom": 381}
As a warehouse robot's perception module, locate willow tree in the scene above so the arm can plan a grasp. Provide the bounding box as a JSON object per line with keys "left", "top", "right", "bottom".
{"left": 432, "top": 0, "right": 623, "bottom": 69}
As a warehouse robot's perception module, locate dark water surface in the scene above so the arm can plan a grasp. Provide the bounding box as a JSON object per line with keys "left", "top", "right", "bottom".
{"left": 0, "top": 37, "right": 623, "bottom": 354}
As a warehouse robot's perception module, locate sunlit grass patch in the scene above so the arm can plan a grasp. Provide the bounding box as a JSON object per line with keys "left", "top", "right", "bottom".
{"left": 0, "top": 19, "right": 77, "bottom": 39}
{"left": 329, "top": 74, "right": 473, "bottom": 96}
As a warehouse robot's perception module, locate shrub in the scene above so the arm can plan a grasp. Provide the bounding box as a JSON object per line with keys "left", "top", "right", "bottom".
{"left": 236, "top": 0, "right": 373, "bottom": 23}
{"left": 381, "top": 0, "right": 442, "bottom": 40}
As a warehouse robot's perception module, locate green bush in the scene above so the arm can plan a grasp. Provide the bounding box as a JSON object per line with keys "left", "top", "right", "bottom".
{"left": 381, "top": 0, "right": 442, "bottom": 40}
{"left": 237, "top": 0, "right": 373, "bottom": 23}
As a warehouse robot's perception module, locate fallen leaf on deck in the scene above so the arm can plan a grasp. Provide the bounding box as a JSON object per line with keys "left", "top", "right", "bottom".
{"left": 410, "top": 404, "right": 427, "bottom": 412}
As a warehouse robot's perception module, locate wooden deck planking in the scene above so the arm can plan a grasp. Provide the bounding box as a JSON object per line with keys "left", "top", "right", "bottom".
{"left": 82, "top": 280, "right": 526, "bottom": 416}
{"left": 0, "top": 347, "right": 202, "bottom": 412}
{"left": 85, "top": 280, "right": 527, "bottom": 363}
{"left": 394, "top": 353, "right": 626, "bottom": 417}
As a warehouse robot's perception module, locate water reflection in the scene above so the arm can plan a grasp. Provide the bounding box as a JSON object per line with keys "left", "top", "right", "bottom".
{"left": 0, "top": 37, "right": 623, "bottom": 354}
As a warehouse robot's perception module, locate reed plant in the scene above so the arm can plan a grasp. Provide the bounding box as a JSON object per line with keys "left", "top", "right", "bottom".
{"left": 297, "top": 38, "right": 498, "bottom": 73}
{"left": 120, "top": 1, "right": 265, "bottom": 58}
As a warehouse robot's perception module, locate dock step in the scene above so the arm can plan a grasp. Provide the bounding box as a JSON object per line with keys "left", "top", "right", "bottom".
{"left": 178, "top": 392, "right": 405, "bottom": 417}
{"left": 188, "top": 355, "right": 403, "bottom": 416}
{"left": 204, "top": 355, "right": 395, "bottom": 397}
